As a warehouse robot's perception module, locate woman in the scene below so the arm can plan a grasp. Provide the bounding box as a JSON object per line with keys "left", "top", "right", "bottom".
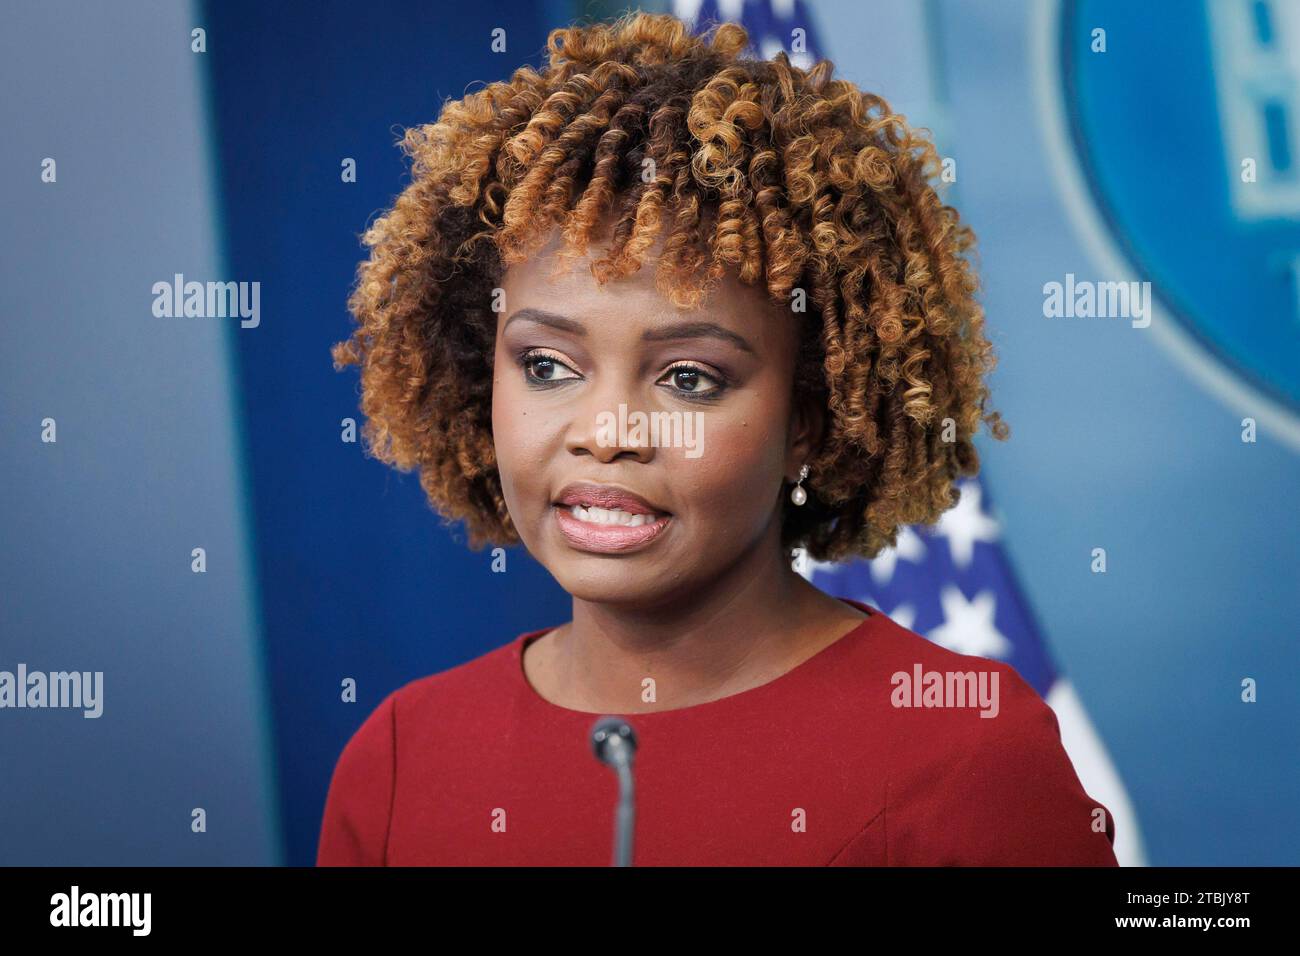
{"left": 318, "top": 11, "right": 1117, "bottom": 866}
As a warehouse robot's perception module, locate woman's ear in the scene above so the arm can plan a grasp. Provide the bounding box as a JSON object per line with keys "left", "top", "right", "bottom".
{"left": 787, "top": 393, "right": 826, "bottom": 480}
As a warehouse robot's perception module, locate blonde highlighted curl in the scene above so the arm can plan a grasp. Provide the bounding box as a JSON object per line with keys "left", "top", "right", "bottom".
{"left": 331, "top": 11, "right": 1010, "bottom": 563}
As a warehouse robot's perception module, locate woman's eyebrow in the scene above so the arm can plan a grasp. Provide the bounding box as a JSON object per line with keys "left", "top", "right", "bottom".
{"left": 504, "top": 308, "right": 755, "bottom": 354}
{"left": 503, "top": 308, "right": 585, "bottom": 337}
{"left": 643, "top": 321, "right": 755, "bottom": 355}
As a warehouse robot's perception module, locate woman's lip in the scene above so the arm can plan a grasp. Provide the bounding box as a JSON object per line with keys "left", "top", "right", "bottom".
{"left": 552, "top": 504, "right": 673, "bottom": 554}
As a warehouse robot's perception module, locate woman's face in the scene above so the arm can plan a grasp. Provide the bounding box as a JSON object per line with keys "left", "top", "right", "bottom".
{"left": 491, "top": 218, "right": 816, "bottom": 609}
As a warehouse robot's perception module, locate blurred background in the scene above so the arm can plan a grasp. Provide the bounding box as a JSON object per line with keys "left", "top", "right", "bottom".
{"left": 2, "top": 0, "right": 1296, "bottom": 866}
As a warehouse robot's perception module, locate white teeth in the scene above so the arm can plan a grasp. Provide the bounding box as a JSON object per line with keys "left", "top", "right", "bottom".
{"left": 569, "top": 504, "right": 660, "bottom": 527}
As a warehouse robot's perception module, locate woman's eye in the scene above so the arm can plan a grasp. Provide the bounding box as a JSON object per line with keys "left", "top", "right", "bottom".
{"left": 518, "top": 351, "right": 724, "bottom": 399}
{"left": 521, "top": 351, "right": 579, "bottom": 384}
{"left": 659, "top": 363, "right": 724, "bottom": 399}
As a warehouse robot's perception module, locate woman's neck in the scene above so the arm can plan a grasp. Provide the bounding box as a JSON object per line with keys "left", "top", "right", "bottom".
{"left": 525, "top": 550, "right": 868, "bottom": 714}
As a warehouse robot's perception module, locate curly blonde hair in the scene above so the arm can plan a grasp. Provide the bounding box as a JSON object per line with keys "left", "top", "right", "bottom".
{"left": 331, "top": 10, "right": 1009, "bottom": 563}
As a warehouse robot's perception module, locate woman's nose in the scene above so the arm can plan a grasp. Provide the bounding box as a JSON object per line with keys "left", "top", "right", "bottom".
{"left": 564, "top": 376, "right": 655, "bottom": 462}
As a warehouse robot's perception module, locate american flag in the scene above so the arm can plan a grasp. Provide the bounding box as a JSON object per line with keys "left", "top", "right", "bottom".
{"left": 674, "top": 0, "right": 1147, "bottom": 866}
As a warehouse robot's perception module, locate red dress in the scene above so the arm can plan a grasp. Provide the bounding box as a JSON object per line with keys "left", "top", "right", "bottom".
{"left": 317, "top": 598, "right": 1119, "bottom": 866}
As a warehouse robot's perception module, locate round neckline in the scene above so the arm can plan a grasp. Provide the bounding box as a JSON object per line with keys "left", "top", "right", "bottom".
{"left": 511, "top": 596, "right": 881, "bottom": 719}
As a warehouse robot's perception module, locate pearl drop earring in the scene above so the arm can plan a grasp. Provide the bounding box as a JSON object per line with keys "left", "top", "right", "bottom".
{"left": 790, "top": 463, "right": 810, "bottom": 506}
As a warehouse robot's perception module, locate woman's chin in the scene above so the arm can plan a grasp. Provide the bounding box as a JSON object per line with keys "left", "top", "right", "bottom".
{"left": 549, "top": 565, "right": 685, "bottom": 609}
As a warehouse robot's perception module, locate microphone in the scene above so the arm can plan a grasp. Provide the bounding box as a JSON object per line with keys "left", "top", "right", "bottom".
{"left": 590, "top": 717, "right": 638, "bottom": 866}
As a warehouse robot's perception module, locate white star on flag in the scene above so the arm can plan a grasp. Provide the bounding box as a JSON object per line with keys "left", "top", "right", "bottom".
{"left": 935, "top": 481, "right": 1001, "bottom": 569}
{"left": 927, "top": 585, "right": 1013, "bottom": 658}
{"left": 870, "top": 525, "right": 926, "bottom": 586}
{"left": 882, "top": 602, "right": 917, "bottom": 632}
